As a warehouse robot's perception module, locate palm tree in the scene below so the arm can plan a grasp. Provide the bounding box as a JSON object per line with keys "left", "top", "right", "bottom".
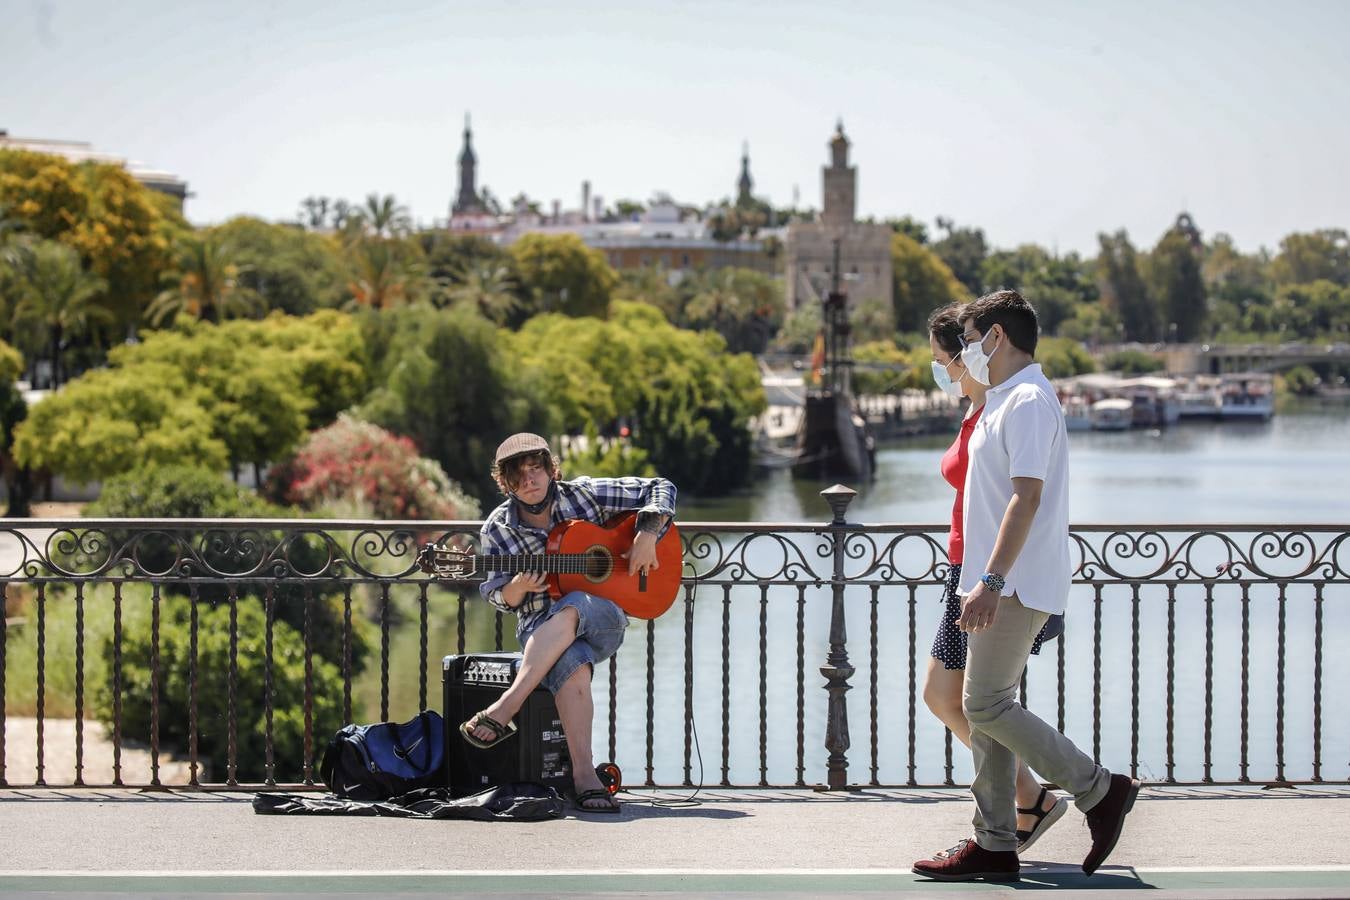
{"left": 686, "top": 269, "right": 749, "bottom": 333}
{"left": 298, "top": 196, "right": 331, "bottom": 230}
{"left": 0, "top": 206, "right": 27, "bottom": 326}
{"left": 146, "top": 234, "right": 261, "bottom": 326}
{"left": 361, "top": 193, "right": 411, "bottom": 238}
{"left": 345, "top": 239, "right": 422, "bottom": 310}
{"left": 11, "top": 240, "right": 111, "bottom": 388}
{"left": 445, "top": 262, "right": 521, "bottom": 323}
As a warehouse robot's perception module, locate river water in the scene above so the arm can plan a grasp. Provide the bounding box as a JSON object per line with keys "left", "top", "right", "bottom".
{"left": 379, "top": 402, "right": 1349, "bottom": 789}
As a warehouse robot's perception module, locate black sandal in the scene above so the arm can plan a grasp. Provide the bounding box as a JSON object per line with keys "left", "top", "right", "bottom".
{"left": 1016, "top": 787, "right": 1068, "bottom": 854}
{"left": 574, "top": 788, "right": 621, "bottom": 814}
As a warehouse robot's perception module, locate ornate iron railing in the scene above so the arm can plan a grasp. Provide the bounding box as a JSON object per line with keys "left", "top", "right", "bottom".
{"left": 1, "top": 493, "right": 1346, "bottom": 790}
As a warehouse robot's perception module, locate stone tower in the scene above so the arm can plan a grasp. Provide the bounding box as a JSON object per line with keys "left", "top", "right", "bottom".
{"left": 783, "top": 121, "right": 891, "bottom": 313}
{"left": 452, "top": 113, "right": 484, "bottom": 216}
{"left": 737, "top": 141, "right": 754, "bottom": 208}
{"left": 820, "top": 120, "right": 856, "bottom": 228}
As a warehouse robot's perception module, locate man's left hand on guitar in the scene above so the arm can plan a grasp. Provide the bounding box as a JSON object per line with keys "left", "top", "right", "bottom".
{"left": 624, "top": 530, "right": 660, "bottom": 576}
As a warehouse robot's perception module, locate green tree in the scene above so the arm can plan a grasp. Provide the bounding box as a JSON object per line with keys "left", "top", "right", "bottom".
{"left": 850, "top": 295, "right": 897, "bottom": 345}
{"left": 0, "top": 149, "right": 173, "bottom": 338}
{"left": 0, "top": 337, "right": 29, "bottom": 516}
{"left": 511, "top": 302, "right": 764, "bottom": 495}
{"left": 86, "top": 463, "right": 370, "bottom": 672}
{"left": 563, "top": 423, "right": 655, "bottom": 479}
{"left": 108, "top": 323, "right": 313, "bottom": 481}
{"left": 358, "top": 193, "right": 412, "bottom": 238}
{"left": 1203, "top": 234, "right": 1271, "bottom": 339}
{"left": 1149, "top": 218, "right": 1207, "bottom": 342}
{"left": 851, "top": 340, "right": 910, "bottom": 395}
{"left": 1036, "top": 336, "right": 1097, "bottom": 379}
{"left": 1102, "top": 348, "right": 1164, "bottom": 375}
{"left": 95, "top": 595, "right": 347, "bottom": 783}
{"left": 683, "top": 267, "right": 784, "bottom": 354}
{"left": 418, "top": 232, "right": 517, "bottom": 312}
{"left": 1096, "top": 231, "right": 1158, "bottom": 342}
{"left": 213, "top": 217, "right": 346, "bottom": 315}
{"left": 1270, "top": 229, "right": 1350, "bottom": 287}
{"left": 931, "top": 218, "right": 988, "bottom": 295}
{"left": 1057, "top": 301, "right": 1123, "bottom": 346}
{"left": 13, "top": 363, "right": 228, "bottom": 483}
{"left": 237, "top": 311, "right": 370, "bottom": 428}
{"left": 1271, "top": 280, "right": 1350, "bottom": 339}
{"left": 1280, "top": 365, "right": 1319, "bottom": 397}
{"left": 612, "top": 199, "right": 646, "bottom": 219}
{"left": 10, "top": 239, "right": 112, "bottom": 387}
{"left": 510, "top": 232, "right": 616, "bottom": 319}
{"left": 883, "top": 215, "right": 929, "bottom": 244}
{"left": 297, "top": 195, "right": 332, "bottom": 230}
{"left": 445, "top": 261, "right": 522, "bottom": 324}
{"left": 891, "top": 232, "right": 968, "bottom": 334}
{"left": 344, "top": 237, "right": 427, "bottom": 310}
{"left": 147, "top": 233, "right": 262, "bottom": 326}
{"left": 615, "top": 265, "right": 682, "bottom": 323}
{"left": 358, "top": 303, "right": 545, "bottom": 502}
{"left": 771, "top": 301, "right": 823, "bottom": 354}
{"left": 980, "top": 245, "right": 1097, "bottom": 336}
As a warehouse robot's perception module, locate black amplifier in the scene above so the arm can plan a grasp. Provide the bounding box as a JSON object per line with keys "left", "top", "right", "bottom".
{"left": 441, "top": 652, "right": 572, "bottom": 798}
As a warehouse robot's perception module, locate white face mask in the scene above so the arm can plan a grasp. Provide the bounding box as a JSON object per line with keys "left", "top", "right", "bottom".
{"left": 960, "top": 329, "right": 1000, "bottom": 385}
{"left": 930, "top": 357, "right": 965, "bottom": 399}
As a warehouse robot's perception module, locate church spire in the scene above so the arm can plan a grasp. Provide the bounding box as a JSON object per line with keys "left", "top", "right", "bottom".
{"left": 736, "top": 141, "right": 754, "bottom": 208}
{"left": 453, "top": 112, "right": 483, "bottom": 216}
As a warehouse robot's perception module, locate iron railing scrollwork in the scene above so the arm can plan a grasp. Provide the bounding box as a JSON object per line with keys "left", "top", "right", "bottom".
{"left": 0, "top": 506, "right": 1346, "bottom": 790}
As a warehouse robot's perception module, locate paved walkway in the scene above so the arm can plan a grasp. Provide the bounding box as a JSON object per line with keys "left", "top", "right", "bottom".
{"left": 2, "top": 785, "right": 1349, "bottom": 897}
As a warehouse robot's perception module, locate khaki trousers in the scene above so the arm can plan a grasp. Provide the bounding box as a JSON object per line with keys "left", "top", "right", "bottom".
{"left": 963, "top": 594, "right": 1110, "bottom": 851}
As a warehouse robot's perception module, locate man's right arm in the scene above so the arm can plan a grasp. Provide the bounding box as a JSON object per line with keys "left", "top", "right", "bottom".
{"left": 478, "top": 521, "right": 520, "bottom": 612}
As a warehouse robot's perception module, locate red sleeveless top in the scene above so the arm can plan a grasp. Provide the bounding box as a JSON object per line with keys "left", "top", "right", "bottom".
{"left": 939, "top": 406, "right": 983, "bottom": 565}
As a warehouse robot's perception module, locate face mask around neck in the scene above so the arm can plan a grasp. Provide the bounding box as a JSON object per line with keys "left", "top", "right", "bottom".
{"left": 511, "top": 477, "right": 557, "bottom": 516}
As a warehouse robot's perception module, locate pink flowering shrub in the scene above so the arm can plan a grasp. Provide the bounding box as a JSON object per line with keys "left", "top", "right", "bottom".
{"left": 267, "top": 414, "right": 478, "bottom": 520}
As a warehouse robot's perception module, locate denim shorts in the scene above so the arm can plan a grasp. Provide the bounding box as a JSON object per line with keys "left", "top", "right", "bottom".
{"left": 518, "top": 591, "right": 628, "bottom": 695}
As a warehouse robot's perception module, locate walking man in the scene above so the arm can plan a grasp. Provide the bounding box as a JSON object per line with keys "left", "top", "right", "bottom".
{"left": 913, "top": 291, "right": 1140, "bottom": 882}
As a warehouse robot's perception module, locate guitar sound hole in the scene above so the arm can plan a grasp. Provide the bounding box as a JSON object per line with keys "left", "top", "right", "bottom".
{"left": 584, "top": 546, "right": 613, "bottom": 585}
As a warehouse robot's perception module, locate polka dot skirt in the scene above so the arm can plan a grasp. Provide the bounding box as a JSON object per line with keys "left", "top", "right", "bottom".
{"left": 930, "top": 564, "right": 1056, "bottom": 670}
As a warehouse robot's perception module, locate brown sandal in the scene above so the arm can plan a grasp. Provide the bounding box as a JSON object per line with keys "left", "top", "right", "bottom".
{"left": 458, "top": 712, "right": 517, "bottom": 750}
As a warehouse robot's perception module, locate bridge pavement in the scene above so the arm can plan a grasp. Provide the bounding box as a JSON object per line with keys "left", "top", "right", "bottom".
{"left": 1, "top": 785, "right": 1349, "bottom": 897}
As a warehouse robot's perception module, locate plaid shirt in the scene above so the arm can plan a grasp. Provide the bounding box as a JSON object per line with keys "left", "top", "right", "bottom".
{"left": 478, "top": 475, "right": 678, "bottom": 631}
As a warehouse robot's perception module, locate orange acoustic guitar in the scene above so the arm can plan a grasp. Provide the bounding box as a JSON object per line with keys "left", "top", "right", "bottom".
{"left": 416, "top": 511, "right": 683, "bottom": 620}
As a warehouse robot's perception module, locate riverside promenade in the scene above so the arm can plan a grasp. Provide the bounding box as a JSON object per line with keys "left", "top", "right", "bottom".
{"left": 3, "top": 784, "right": 1350, "bottom": 897}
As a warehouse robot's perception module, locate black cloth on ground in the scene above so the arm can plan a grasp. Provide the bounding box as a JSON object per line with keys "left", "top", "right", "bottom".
{"left": 251, "top": 782, "right": 564, "bottom": 821}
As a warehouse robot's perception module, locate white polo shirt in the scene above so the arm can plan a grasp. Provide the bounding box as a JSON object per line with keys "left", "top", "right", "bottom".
{"left": 959, "top": 363, "right": 1072, "bottom": 615}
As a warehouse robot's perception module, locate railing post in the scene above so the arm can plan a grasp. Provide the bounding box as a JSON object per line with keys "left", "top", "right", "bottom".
{"left": 820, "top": 484, "right": 857, "bottom": 790}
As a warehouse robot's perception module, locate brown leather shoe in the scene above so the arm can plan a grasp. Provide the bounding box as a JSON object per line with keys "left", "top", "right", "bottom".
{"left": 1082, "top": 773, "right": 1141, "bottom": 875}
{"left": 912, "top": 838, "right": 1020, "bottom": 882}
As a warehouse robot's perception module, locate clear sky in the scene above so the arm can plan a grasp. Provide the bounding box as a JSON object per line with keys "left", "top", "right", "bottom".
{"left": 5, "top": 0, "right": 1347, "bottom": 255}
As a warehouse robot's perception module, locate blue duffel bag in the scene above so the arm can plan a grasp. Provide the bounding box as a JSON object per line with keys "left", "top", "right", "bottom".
{"left": 319, "top": 710, "right": 445, "bottom": 800}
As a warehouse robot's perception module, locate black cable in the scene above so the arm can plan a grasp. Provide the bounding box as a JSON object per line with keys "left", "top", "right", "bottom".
{"left": 619, "top": 711, "right": 705, "bottom": 808}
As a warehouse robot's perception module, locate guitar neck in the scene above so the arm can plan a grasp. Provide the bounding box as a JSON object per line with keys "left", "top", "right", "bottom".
{"left": 478, "top": 553, "right": 592, "bottom": 574}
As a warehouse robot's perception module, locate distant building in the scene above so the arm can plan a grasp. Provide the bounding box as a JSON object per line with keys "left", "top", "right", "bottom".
{"left": 783, "top": 122, "right": 892, "bottom": 311}
{"left": 448, "top": 119, "right": 775, "bottom": 274}
{"left": 0, "top": 129, "right": 189, "bottom": 210}
{"left": 500, "top": 200, "right": 775, "bottom": 277}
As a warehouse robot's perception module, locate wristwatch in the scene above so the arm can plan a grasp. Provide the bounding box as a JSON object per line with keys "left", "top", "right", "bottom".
{"left": 980, "top": 572, "right": 1006, "bottom": 593}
